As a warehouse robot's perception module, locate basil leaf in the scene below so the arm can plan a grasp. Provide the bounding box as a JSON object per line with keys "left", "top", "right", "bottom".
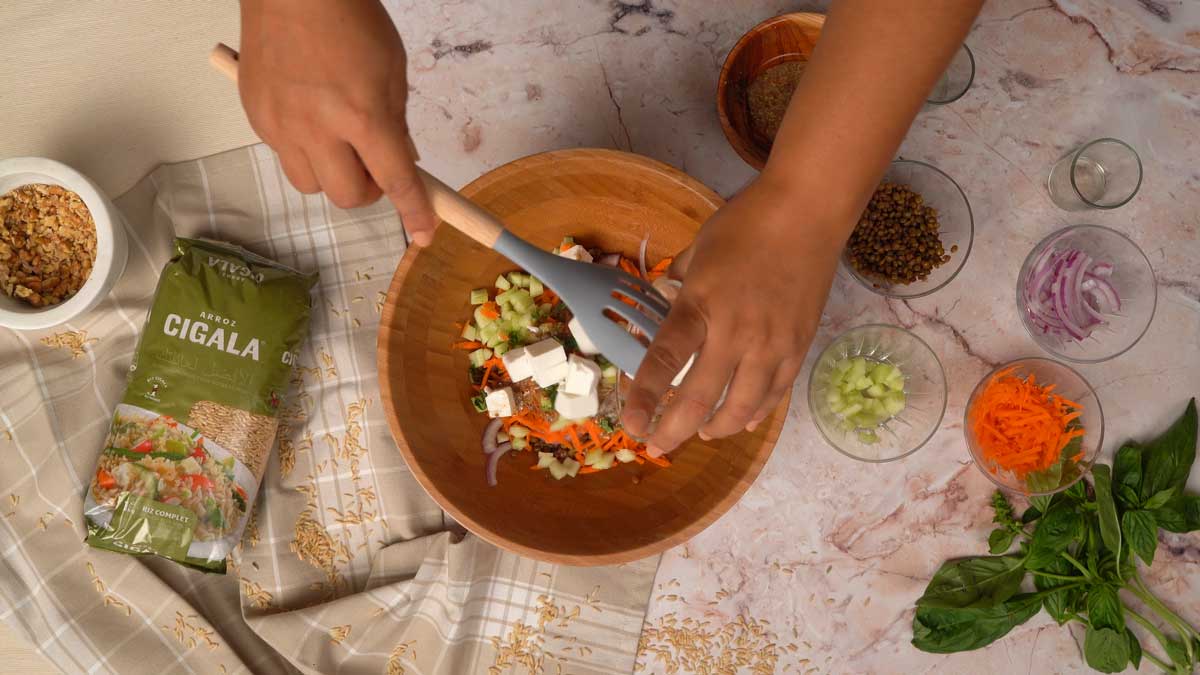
{"left": 1084, "top": 626, "right": 1130, "bottom": 673}
{"left": 1117, "top": 485, "right": 1142, "bottom": 511}
{"left": 1091, "top": 465, "right": 1122, "bottom": 565}
{"left": 1142, "top": 487, "right": 1176, "bottom": 511}
{"left": 911, "top": 593, "right": 1041, "bottom": 654}
{"left": 916, "top": 556, "right": 1026, "bottom": 609}
{"left": 1021, "top": 505, "right": 1042, "bottom": 524}
{"left": 1112, "top": 442, "right": 1143, "bottom": 505}
{"left": 1027, "top": 453, "right": 1066, "bottom": 494}
{"left": 1152, "top": 494, "right": 1200, "bottom": 534}
{"left": 1164, "top": 637, "right": 1189, "bottom": 668}
{"left": 1126, "top": 629, "right": 1143, "bottom": 670}
{"left": 1029, "top": 493, "right": 1055, "bottom": 516}
{"left": 988, "top": 528, "right": 1016, "bottom": 554}
{"left": 1034, "top": 557, "right": 1084, "bottom": 625}
{"left": 1027, "top": 503, "right": 1083, "bottom": 569}
{"left": 1122, "top": 510, "right": 1158, "bottom": 566}
{"left": 1086, "top": 585, "right": 1124, "bottom": 631}
{"left": 1139, "top": 399, "right": 1197, "bottom": 501}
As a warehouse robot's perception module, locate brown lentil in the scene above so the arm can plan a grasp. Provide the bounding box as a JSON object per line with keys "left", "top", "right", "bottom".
{"left": 0, "top": 183, "right": 97, "bottom": 307}
{"left": 846, "top": 181, "right": 952, "bottom": 286}
{"left": 746, "top": 60, "right": 807, "bottom": 141}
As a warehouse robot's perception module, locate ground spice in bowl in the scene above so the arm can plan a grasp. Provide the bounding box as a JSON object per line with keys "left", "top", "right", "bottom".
{"left": 846, "top": 182, "right": 958, "bottom": 286}
{"left": 746, "top": 60, "right": 807, "bottom": 141}
{"left": 0, "top": 183, "right": 97, "bottom": 307}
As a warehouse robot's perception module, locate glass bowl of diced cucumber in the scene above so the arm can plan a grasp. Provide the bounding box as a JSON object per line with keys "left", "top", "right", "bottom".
{"left": 807, "top": 324, "right": 947, "bottom": 462}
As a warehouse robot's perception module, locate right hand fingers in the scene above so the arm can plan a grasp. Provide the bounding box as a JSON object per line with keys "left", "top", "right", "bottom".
{"left": 276, "top": 146, "right": 320, "bottom": 195}
{"left": 308, "top": 141, "right": 383, "bottom": 209}
{"left": 353, "top": 123, "right": 438, "bottom": 246}
{"left": 621, "top": 298, "right": 708, "bottom": 441}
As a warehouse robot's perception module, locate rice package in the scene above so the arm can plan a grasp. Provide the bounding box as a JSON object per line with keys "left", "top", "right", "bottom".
{"left": 85, "top": 238, "right": 317, "bottom": 572}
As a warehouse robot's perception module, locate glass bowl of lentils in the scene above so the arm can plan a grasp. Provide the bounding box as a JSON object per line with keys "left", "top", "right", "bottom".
{"left": 842, "top": 159, "right": 973, "bottom": 299}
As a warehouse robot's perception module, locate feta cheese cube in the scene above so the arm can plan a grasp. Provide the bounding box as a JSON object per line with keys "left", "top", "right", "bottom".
{"left": 557, "top": 244, "right": 594, "bottom": 263}
{"left": 555, "top": 388, "right": 599, "bottom": 419}
{"left": 534, "top": 360, "right": 569, "bottom": 387}
{"left": 501, "top": 346, "right": 534, "bottom": 383}
{"left": 562, "top": 355, "right": 601, "bottom": 396}
{"left": 568, "top": 316, "right": 600, "bottom": 355}
{"left": 525, "top": 338, "right": 567, "bottom": 386}
{"left": 485, "top": 387, "right": 516, "bottom": 418}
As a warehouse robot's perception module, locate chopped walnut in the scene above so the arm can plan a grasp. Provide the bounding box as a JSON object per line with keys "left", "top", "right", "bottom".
{"left": 0, "top": 183, "right": 97, "bottom": 308}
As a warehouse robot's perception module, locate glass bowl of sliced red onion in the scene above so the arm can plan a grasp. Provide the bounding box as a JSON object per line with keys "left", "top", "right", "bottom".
{"left": 1017, "top": 224, "right": 1157, "bottom": 363}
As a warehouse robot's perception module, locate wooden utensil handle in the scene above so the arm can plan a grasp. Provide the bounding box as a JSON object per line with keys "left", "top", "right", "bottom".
{"left": 208, "top": 43, "right": 504, "bottom": 248}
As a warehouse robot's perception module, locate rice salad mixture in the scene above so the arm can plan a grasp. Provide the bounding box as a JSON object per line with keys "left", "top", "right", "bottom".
{"left": 84, "top": 238, "right": 316, "bottom": 572}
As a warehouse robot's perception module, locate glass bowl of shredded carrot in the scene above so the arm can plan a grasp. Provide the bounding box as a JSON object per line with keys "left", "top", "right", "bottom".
{"left": 808, "top": 324, "right": 947, "bottom": 462}
{"left": 965, "top": 358, "right": 1104, "bottom": 495}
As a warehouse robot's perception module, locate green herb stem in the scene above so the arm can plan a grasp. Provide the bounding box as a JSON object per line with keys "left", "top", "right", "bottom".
{"left": 1059, "top": 552, "right": 1093, "bottom": 580}
{"left": 1130, "top": 573, "right": 1200, "bottom": 642}
{"left": 1029, "top": 570, "right": 1083, "bottom": 583}
{"left": 1126, "top": 606, "right": 1176, "bottom": 660}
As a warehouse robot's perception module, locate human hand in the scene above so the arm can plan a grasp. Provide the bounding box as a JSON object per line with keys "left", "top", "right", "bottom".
{"left": 621, "top": 175, "right": 847, "bottom": 455}
{"left": 238, "top": 0, "right": 438, "bottom": 245}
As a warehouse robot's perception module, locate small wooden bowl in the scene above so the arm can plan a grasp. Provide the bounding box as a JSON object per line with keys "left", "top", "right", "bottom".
{"left": 717, "top": 12, "right": 825, "bottom": 169}
{"left": 378, "top": 149, "right": 787, "bottom": 565}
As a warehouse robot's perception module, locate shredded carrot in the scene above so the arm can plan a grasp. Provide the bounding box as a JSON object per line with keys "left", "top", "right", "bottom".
{"left": 479, "top": 363, "right": 496, "bottom": 390}
{"left": 618, "top": 258, "right": 641, "bottom": 278}
{"left": 479, "top": 302, "right": 500, "bottom": 320}
{"left": 539, "top": 290, "right": 559, "bottom": 305}
{"left": 650, "top": 258, "right": 673, "bottom": 274}
{"left": 642, "top": 452, "right": 671, "bottom": 468}
{"left": 560, "top": 243, "right": 572, "bottom": 252}
{"left": 454, "top": 341, "right": 483, "bottom": 350}
{"left": 529, "top": 464, "right": 547, "bottom": 471}
{"left": 579, "top": 466, "right": 603, "bottom": 474}
{"left": 969, "top": 367, "right": 1085, "bottom": 481}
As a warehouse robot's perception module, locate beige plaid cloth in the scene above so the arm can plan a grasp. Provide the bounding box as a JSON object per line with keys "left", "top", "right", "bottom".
{"left": 0, "top": 145, "right": 659, "bottom": 674}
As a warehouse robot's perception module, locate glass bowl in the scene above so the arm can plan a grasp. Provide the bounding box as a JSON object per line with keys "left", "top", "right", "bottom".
{"left": 927, "top": 43, "right": 975, "bottom": 105}
{"left": 1016, "top": 224, "right": 1156, "bottom": 363}
{"left": 842, "top": 160, "right": 974, "bottom": 299}
{"left": 808, "top": 324, "right": 947, "bottom": 462}
{"left": 965, "top": 358, "right": 1104, "bottom": 496}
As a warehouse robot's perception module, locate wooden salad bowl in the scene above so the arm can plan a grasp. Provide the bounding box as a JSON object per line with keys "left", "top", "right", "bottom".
{"left": 717, "top": 12, "right": 825, "bottom": 169}
{"left": 378, "top": 148, "right": 788, "bottom": 565}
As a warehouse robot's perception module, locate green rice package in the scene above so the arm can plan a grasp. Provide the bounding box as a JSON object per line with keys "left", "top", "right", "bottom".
{"left": 85, "top": 238, "right": 317, "bottom": 572}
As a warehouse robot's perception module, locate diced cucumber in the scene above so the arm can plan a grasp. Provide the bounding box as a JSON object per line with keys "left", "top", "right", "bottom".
{"left": 529, "top": 277, "right": 545, "bottom": 297}
{"left": 548, "top": 460, "right": 568, "bottom": 480}
{"left": 494, "top": 275, "right": 512, "bottom": 291}
{"left": 857, "top": 429, "right": 879, "bottom": 444}
{"left": 537, "top": 303, "right": 553, "bottom": 316}
{"left": 854, "top": 376, "right": 874, "bottom": 391}
{"left": 494, "top": 343, "right": 511, "bottom": 357}
{"left": 549, "top": 416, "right": 574, "bottom": 432}
{"left": 470, "top": 288, "right": 489, "bottom": 305}
{"left": 496, "top": 432, "right": 510, "bottom": 443}
{"left": 468, "top": 348, "right": 493, "bottom": 368}
{"left": 584, "top": 449, "right": 603, "bottom": 466}
{"left": 883, "top": 392, "right": 906, "bottom": 416}
{"left": 470, "top": 394, "right": 487, "bottom": 412}
{"left": 615, "top": 448, "right": 637, "bottom": 463}
{"left": 474, "top": 306, "right": 496, "bottom": 327}
{"left": 847, "top": 357, "right": 868, "bottom": 383}
{"left": 602, "top": 365, "right": 618, "bottom": 383}
{"left": 511, "top": 438, "right": 528, "bottom": 451}
{"left": 495, "top": 289, "right": 513, "bottom": 307}
{"left": 886, "top": 373, "right": 905, "bottom": 392}
{"left": 866, "top": 383, "right": 887, "bottom": 398}
{"left": 509, "top": 425, "right": 529, "bottom": 439}
{"left": 560, "top": 236, "right": 574, "bottom": 248}
{"left": 507, "top": 272, "right": 529, "bottom": 288}
{"left": 461, "top": 324, "right": 478, "bottom": 341}
{"left": 841, "top": 402, "right": 863, "bottom": 417}
{"left": 563, "top": 458, "right": 581, "bottom": 477}
{"left": 537, "top": 452, "right": 556, "bottom": 469}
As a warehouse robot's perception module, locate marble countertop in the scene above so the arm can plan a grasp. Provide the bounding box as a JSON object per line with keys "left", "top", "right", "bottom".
{"left": 392, "top": 0, "right": 1199, "bottom": 671}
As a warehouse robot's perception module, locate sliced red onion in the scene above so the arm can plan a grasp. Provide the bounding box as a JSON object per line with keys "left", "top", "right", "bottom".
{"left": 597, "top": 253, "right": 620, "bottom": 267}
{"left": 485, "top": 442, "right": 513, "bottom": 486}
{"left": 637, "top": 235, "right": 650, "bottom": 279}
{"left": 482, "top": 418, "right": 503, "bottom": 454}
{"left": 1023, "top": 245, "right": 1119, "bottom": 343}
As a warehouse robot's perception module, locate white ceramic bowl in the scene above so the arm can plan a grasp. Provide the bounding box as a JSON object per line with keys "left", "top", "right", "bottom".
{"left": 0, "top": 157, "right": 127, "bottom": 330}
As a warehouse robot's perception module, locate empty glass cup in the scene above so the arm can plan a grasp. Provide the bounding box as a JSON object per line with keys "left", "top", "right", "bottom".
{"left": 1047, "top": 138, "right": 1142, "bottom": 211}
{"left": 927, "top": 43, "right": 975, "bottom": 105}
